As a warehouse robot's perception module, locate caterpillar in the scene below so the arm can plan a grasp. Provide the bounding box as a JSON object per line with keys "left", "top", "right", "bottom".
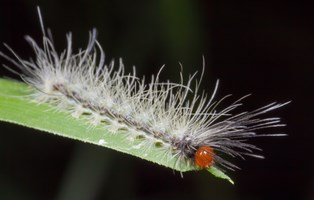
{"left": 0, "top": 7, "right": 288, "bottom": 181}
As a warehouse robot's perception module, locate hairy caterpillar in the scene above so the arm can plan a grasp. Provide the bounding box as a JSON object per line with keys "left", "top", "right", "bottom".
{"left": 0, "top": 7, "right": 288, "bottom": 181}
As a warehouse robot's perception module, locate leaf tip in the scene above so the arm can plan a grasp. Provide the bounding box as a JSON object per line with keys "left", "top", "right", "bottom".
{"left": 207, "top": 166, "right": 234, "bottom": 185}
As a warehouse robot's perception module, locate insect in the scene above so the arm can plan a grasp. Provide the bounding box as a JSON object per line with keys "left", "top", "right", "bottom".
{"left": 0, "top": 7, "right": 289, "bottom": 182}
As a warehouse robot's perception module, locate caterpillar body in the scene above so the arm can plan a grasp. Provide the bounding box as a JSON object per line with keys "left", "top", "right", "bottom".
{"left": 0, "top": 7, "right": 288, "bottom": 180}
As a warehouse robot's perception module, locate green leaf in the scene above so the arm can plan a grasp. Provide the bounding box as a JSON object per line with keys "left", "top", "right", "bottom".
{"left": 207, "top": 166, "right": 234, "bottom": 184}
{"left": 0, "top": 78, "right": 234, "bottom": 183}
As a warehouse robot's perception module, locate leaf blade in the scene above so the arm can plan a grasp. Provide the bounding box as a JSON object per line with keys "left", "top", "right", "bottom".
{"left": 0, "top": 78, "right": 236, "bottom": 183}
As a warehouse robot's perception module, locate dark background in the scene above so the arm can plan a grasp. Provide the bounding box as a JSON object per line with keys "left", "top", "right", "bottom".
{"left": 0, "top": 0, "right": 313, "bottom": 200}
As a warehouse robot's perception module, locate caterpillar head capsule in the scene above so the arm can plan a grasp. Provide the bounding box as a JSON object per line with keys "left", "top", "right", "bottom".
{"left": 195, "top": 146, "right": 215, "bottom": 169}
